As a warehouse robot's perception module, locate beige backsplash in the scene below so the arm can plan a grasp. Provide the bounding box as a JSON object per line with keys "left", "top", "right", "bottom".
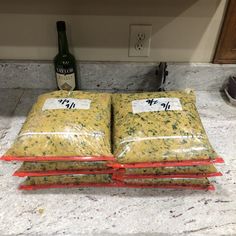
{"left": 0, "top": 0, "right": 228, "bottom": 62}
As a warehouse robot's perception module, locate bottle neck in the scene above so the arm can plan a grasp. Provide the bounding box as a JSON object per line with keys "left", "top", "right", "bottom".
{"left": 58, "top": 31, "right": 69, "bottom": 55}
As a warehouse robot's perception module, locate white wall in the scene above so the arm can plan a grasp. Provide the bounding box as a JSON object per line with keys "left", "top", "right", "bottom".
{"left": 0, "top": 0, "right": 228, "bottom": 62}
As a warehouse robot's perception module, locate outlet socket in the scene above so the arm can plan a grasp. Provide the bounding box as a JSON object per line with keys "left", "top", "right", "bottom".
{"left": 129, "top": 24, "right": 152, "bottom": 57}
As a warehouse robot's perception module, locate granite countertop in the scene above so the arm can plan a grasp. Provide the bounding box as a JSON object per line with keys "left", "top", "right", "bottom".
{"left": 0, "top": 89, "right": 236, "bottom": 236}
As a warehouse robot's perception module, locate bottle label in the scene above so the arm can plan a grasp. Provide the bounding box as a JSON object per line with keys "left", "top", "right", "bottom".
{"left": 132, "top": 98, "right": 182, "bottom": 114}
{"left": 56, "top": 68, "right": 75, "bottom": 90}
{"left": 42, "top": 98, "right": 91, "bottom": 111}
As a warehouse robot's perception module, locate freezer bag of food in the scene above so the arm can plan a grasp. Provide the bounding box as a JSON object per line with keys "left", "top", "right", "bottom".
{"left": 19, "top": 175, "right": 214, "bottom": 191}
{"left": 123, "top": 178, "right": 214, "bottom": 190}
{"left": 109, "top": 158, "right": 224, "bottom": 168}
{"left": 112, "top": 90, "right": 219, "bottom": 164}
{"left": 14, "top": 161, "right": 117, "bottom": 177}
{"left": 113, "top": 165, "right": 222, "bottom": 180}
{"left": 19, "top": 174, "right": 117, "bottom": 190}
{"left": 2, "top": 91, "right": 114, "bottom": 161}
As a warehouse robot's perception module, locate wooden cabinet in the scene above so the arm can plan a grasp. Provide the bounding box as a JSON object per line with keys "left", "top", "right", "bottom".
{"left": 214, "top": 0, "right": 236, "bottom": 64}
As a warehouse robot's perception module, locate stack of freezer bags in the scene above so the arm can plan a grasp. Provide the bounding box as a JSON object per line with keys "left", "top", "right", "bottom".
{"left": 2, "top": 90, "right": 117, "bottom": 190}
{"left": 111, "top": 91, "right": 224, "bottom": 190}
{"left": 2, "top": 90, "right": 224, "bottom": 190}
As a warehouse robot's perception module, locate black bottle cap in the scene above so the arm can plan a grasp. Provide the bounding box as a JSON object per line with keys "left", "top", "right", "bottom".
{"left": 56, "top": 21, "right": 66, "bottom": 32}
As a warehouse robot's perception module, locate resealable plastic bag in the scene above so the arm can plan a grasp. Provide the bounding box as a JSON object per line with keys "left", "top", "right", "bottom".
{"left": 124, "top": 165, "right": 218, "bottom": 175}
{"left": 123, "top": 178, "right": 214, "bottom": 190}
{"left": 112, "top": 165, "right": 222, "bottom": 180}
{"left": 13, "top": 161, "right": 118, "bottom": 177}
{"left": 19, "top": 174, "right": 118, "bottom": 190}
{"left": 19, "top": 175, "right": 214, "bottom": 191}
{"left": 2, "top": 91, "right": 114, "bottom": 161}
{"left": 112, "top": 90, "right": 220, "bottom": 165}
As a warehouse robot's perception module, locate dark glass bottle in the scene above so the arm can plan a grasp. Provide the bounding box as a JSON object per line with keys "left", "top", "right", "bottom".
{"left": 54, "top": 21, "right": 78, "bottom": 91}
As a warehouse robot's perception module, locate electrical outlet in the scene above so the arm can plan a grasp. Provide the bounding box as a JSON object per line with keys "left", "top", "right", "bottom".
{"left": 129, "top": 24, "right": 152, "bottom": 57}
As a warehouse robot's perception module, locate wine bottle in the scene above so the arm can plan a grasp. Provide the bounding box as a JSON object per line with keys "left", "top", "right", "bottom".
{"left": 54, "top": 21, "right": 78, "bottom": 91}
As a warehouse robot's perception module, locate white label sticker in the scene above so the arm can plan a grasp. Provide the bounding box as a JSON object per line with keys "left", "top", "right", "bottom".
{"left": 56, "top": 73, "right": 76, "bottom": 91}
{"left": 132, "top": 98, "right": 182, "bottom": 114}
{"left": 42, "top": 98, "right": 91, "bottom": 111}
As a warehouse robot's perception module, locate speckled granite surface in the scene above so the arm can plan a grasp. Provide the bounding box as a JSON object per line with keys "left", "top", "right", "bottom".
{"left": 0, "top": 89, "right": 235, "bottom": 235}
{"left": 1, "top": 62, "right": 236, "bottom": 91}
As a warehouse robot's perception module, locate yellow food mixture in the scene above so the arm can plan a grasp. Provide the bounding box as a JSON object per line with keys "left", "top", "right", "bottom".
{"left": 112, "top": 91, "right": 217, "bottom": 163}
{"left": 22, "top": 174, "right": 113, "bottom": 186}
{"left": 124, "top": 178, "right": 211, "bottom": 187}
{"left": 5, "top": 91, "right": 112, "bottom": 158}
{"left": 125, "top": 165, "right": 218, "bottom": 175}
{"left": 17, "top": 161, "right": 108, "bottom": 172}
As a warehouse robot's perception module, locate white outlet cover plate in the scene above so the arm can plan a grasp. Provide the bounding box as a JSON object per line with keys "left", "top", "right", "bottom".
{"left": 129, "top": 24, "right": 152, "bottom": 57}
